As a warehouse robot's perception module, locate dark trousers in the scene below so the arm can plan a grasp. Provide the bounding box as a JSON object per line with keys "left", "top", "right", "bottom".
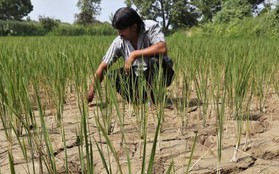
{"left": 108, "top": 57, "right": 174, "bottom": 104}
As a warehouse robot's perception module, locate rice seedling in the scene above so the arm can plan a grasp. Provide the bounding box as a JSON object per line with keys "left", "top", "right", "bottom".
{"left": 274, "top": 77, "right": 279, "bottom": 98}
{"left": 194, "top": 61, "right": 210, "bottom": 128}
{"left": 166, "top": 160, "right": 174, "bottom": 174}
{"left": 185, "top": 131, "right": 198, "bottom": 174}
{"left": 178, "top": 71, "right": 191, "bottom": 135}
{"left": 230, "top": 56, "right": 254, "bottom": 162}
{"left": 34, "top": 80, "right": 57, "bottom": 173}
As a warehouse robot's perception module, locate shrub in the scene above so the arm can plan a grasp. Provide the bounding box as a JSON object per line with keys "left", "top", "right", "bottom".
{"left": 49, "top": 23, "right": 116, "bottom": 36}
{"left": 38, "top": 15, "right": 60, "bottom": 32}
{"left": 189, "top": 6, "right": 279, "bottom": 39}
{"left": 0, "top": 20, "right": 116, "bottom": 36}
{"left": 48, "top": 24, "right": 86, "bottom": 36}
{"left": 0, "top": 20, "right": 45, "bottom": 36}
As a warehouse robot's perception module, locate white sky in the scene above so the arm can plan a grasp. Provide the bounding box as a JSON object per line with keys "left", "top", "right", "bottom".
{"left": 29, "top": 0, "right": 126, "bottom": 23}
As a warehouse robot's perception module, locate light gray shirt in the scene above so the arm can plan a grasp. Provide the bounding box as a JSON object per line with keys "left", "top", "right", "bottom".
{"left": 102, "top": 20, "right": 165, "bottom": 75}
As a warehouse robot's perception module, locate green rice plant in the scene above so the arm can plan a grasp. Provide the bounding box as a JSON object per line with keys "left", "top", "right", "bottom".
{"left": 146, "top": 108, "right": 164, "bottom": 173}
{"left": 135, "top": 71, "right": 149, "bottom": 139}
{"left": 73, "top": 59, "right": 94, "bottom": 173}
{"left": 60, "top": 119, "right": 69, "bottom": 174}
{"left": 79, "top": 99, "right": 94, "bottom": 173}
{"left": 186, "top": 131, "right": 198, "bottom": 174}
{"left": 0, "top": 79, "right": 15, "bottom": 174}
{"left": 94, "top": 113, "right": 123, "bottom": 174}
{"left": 105, "top": 78, "right": 133, "bottom": 174}
{"left": 150, "top": 57, "right": 168, "bottom": 114}
{"left": 8, "top": 151, "right": 16, "bottom": 174}
{"left": 248, "top": 38, "right": 278, "bottom": 112}
{"left": 94, "top": 136, "right": 109, "bottom": 173}
{"left": 274, "top": 76, "right": 279, "bottom": 98}
{"left": 253, "top": 60, "right": 268, "bottom": 113}
{"left": 213, "top": 73, "right": 226, "bottom": 173}
{"left": 271, "top": 47, "right": 279, "bottom": 99}
{"left": 169, "top": 38, "right": 191, "bottom": 131}
{"left": 243, "top": 81, "right": 254, "bottom": 151}
{"left": 34, "top": 81, "right": 57, "bottom": 173}
{"left": 103, "top": 78, "right": 114, "bottom": 134}
{"left": 0, "top": 48, "right": 40, "bottom": 173}
{"left": 144, "top": 57, "right": 171, "bottom": 173}
{"left": 273, "top": 54, "right": 279, "bottom": 99}
{"left": 47, "top": 52, "right": 68, "bottom": 127}
{"left": 194, "top": 62, "right": 210, "bottom": 128}
{"left": 231, "top": 57, "right": 254, "bottom": 162}
{"left": 6, "top": 79, "right": 36, "bottom": 172}
{"left": 93, "top": 76, "right": 113, "bottom": 135}
{"left": 166, "top": 160, "right": 175, "bottom": 174}
{"left": 179, "top": 71, "right": 191, "bottom": 135}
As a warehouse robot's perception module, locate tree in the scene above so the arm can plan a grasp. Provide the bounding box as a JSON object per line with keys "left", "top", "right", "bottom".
{"left": 213, "top": 0, "right": 252, "bottom": 23}
{"left": 39, "top": 15, "right": 60, "bottom": 32}
{"left": 125, "top": 0, "right": 198, "bottom": 31}
{"left": 171, "top": 0, "right": 199, "bottom": 29}
{"left": 191, "top": 0, "right": 267, "bottom": 23}
{"left": 0, "top": 0, "right": 33, "bottom": 20}
{"left": 191, "top": 0, "right": 222, "bottom": 23}
{"left": 75, "top": 0, "right": 101, "bottom": 25}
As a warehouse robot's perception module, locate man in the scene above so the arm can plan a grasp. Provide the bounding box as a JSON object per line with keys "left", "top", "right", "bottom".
{"left": 87, "top": 7, "right": 174, "bottom": 106}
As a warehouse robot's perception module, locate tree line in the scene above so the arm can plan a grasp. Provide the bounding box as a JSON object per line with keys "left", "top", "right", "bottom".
{"left": 0, "top": 0, "right": 278, "bottom": 36}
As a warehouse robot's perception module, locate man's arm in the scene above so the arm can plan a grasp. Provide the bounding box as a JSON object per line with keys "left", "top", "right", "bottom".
{"left": 125, "top": 41, "right": 167, "bottom": 72}
{"left": 87, "top": 61, "right": 108, "bottom": 103}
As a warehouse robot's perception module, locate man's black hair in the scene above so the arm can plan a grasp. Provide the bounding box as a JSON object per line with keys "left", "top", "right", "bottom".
{"left": 112, "top": 7, "right": 144, "bottom": 32}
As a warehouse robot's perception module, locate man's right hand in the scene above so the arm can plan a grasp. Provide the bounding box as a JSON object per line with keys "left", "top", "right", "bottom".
{"left": 87, "top": 61, "right": 107, "bottom": 103}
{"left": 87, "top": 89, "right": 94, "bottom": 103}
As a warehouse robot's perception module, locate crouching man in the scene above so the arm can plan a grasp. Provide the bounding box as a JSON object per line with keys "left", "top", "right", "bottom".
{"left": 87, "top": 7, "right": 174, "bottom": 106}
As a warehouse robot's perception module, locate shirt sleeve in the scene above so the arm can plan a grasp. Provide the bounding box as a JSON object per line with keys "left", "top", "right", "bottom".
{"left": 102, "top": 37, "right": 122, "bottom": 65}
{"left": 148, "top": 21, "right": 165, "bottom": 45}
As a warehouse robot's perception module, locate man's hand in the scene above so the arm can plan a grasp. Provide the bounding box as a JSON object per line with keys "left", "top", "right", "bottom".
{"left": 125, "top": 52, "right": 136, "bottom": 73}
{"left": 87, "top": 61, "right": 107, "bottom": 103}
{"left": 87, "top": 88, "right": 94, "bottom": 103}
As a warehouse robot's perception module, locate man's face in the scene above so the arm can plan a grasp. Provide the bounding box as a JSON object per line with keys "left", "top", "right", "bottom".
{"left": 117, "top": 24, "right": 137, "bottom": 41}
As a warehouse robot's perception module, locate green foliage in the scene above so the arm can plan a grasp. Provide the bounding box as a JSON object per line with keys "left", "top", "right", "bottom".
{"left": 171, "top": 0, "right": 199, "bottom": 29}
{"left": 48, "top": 24, "right": 87, "bottom": 36}
{"left": 0, "top": 20, "right": 116, "bottom": 36}
{"left": 75, "top": 0, "right": 101, "bottom": 25}
{"left": 191, "top": 0, "right": 265, "bottom": 23}
{"left": 256, "top": 4, "right": 279, "bottom": 38}
{"left": 125, "top": 0, "right": 267, "bottom": 30}
{"left": 0, "top": 0, "right": 33, "bottom": 20}
{"left": 214, "top": 0, "right": 252, "bottom": 24}
{"left": 48, "top": 23, "right": 116, "bottom": 36}
{"left": 189, "top": 6, "right": 279, "bottom": 39}
{"left": 191, "top": 0, "right": 221, "bottom": 23}
{"left": 38, "top": 16, "right": 60, "bottom": 32}
{"left": 125, "top": 0, "right": 197, "bottom": 31}
{"left": 0, "top": 20, "right": 45, "bottom": 36}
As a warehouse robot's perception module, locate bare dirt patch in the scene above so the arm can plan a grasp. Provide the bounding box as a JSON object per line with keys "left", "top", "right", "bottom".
{"left": 0, "top": 90, "right": 279, "bottom": 174}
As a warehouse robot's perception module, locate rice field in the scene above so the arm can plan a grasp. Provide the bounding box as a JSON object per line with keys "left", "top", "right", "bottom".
{"left": 0, "top": 35, "right": 278, "bottom": 173}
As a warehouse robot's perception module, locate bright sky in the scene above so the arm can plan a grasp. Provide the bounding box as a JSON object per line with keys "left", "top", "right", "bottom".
{"left": 29, "top": 0, "right": 126, "bottom": 23}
